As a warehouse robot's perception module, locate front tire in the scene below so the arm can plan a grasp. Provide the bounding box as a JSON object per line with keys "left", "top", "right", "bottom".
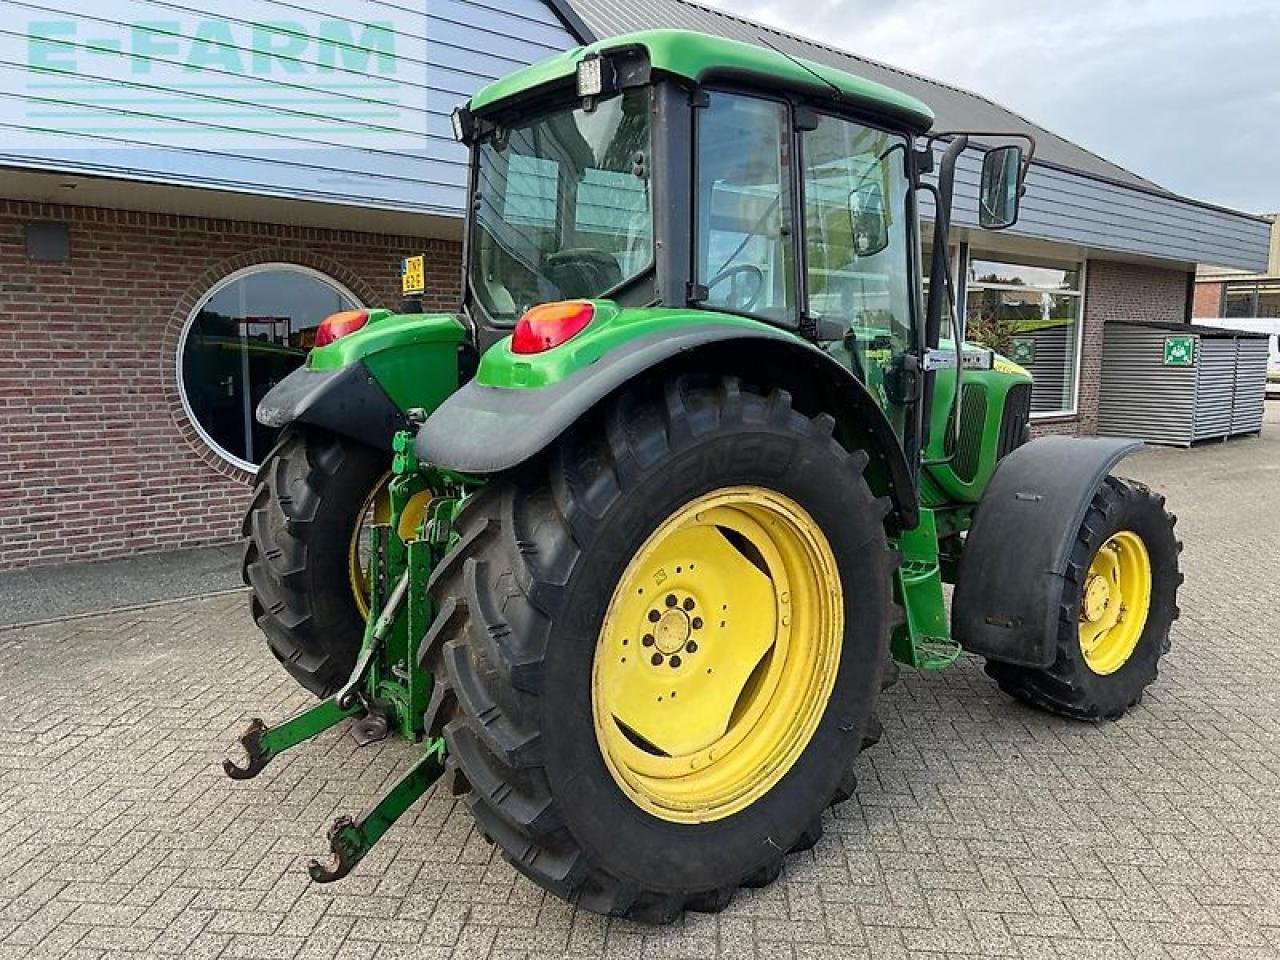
{"left": 421, "top": 375, "right": 897, "bottom": 921}
{"left": 242, "top": 427, "right": 386, "bottom": 696}
{"left": 985, "top": 477, "right": 1181, "bottom": 719}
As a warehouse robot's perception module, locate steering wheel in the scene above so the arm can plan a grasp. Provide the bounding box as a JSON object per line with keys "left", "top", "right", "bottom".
{"left": 707, "top": 263, "right": 765, "bottom": 312}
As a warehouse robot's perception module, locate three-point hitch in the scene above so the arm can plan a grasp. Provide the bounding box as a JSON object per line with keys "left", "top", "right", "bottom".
{"left": 224, "top": 418, "right": 466, "bottom": 881}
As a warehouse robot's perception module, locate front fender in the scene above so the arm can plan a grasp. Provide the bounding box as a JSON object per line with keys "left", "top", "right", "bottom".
{"left": 417, "top": 304, "right": 919, "bottom": 526}
{"left": 952, "top": 435, "right": 1144, "bottom": 667}
{"left": 257, "top": 310, "right": 466, "bottom": 450}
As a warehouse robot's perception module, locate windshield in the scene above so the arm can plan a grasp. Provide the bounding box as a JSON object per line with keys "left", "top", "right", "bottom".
{"left": 469, "top": 88, "right": 654, "bottom": 323}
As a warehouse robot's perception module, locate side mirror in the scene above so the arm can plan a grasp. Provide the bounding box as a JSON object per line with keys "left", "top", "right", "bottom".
{"left": 848, "top": 180, "right": 890, "bottom": 257}
{"left": 979, "top": 144, "right": 1023, "bottom": 230}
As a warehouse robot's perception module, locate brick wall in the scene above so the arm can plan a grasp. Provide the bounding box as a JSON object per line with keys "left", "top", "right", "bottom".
{"left": 1192, "top": 280, "right": 1225, "bottom": 318}
{"left": 0, "top": 200, "right": 462, "bottom": 570}
{"left": 1031, "top": 258, "right": 1190, "bottom": 439}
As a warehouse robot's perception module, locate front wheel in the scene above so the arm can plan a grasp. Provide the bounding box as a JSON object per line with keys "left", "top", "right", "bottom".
{"left": 421, "top": 375, "right": 898, "bottom": 921}
{"left": 985, "top": 477, "right": 1182, "bottom": 719}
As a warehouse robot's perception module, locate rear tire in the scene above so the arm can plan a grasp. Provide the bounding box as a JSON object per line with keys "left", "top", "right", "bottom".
{"left": 421, "top": 375, "right": 898, "bottom": 921}
{"left": 241, "top": 427, "right": 386, "bottom": 696}
{"left": 985, "top": 477, "right": 1181, "bottom": 719}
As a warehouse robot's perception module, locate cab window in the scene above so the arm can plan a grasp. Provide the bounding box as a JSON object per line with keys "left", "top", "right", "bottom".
{"left": 803, "top": 114, "right": 915, "bottom": 422}
{"left": 695, "top": 93, "right": 796, "bottom": 323}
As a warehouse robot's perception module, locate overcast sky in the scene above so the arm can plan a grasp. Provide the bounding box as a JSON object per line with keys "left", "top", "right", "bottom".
{"left": 701, "top": 0, "right": 1279, "bottom": 215}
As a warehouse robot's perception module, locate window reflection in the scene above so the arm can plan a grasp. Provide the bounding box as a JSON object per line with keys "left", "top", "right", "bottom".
{"left": 181, "top": 267, "right": 357, "bottom": 467}
{"left": 696, "top": 93, "right": 795, "bottom": 322}
{"left": 965, "top": 255, "right": 1084, "bottom": 415}
{"left": 803, "top": 113, "right": 912, "bottom": 425}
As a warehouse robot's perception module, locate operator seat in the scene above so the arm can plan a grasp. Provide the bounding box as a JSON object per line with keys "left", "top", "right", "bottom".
{"left": 543, "top": 249, "right": 622, "bottom": 300}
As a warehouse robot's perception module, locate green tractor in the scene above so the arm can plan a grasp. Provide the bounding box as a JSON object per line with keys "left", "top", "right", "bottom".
{"left": 231, "top": 30, "right": 1181, "bottom": 921}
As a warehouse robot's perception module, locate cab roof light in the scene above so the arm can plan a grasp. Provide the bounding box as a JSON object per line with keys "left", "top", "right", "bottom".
{"left": 451, "top": 105, "right": 474, "bottom": 144}
{"left": 314, "top": 309, "right": 370, "bottom": 347}
{"left": 511, "top": 301, "right": 595, "bottom": 355}
{"left": 576, "top": 55, "right": 617, "bottom": 99}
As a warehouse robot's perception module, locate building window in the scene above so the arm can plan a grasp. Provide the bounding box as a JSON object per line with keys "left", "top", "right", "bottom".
{"left": 1224, "top": 279, "right": 1280, "bottom": 318}
{"left": 178, "top": 264, "right": 360, "bottom": 471}
{"left": 965, "top": 255, "right": 1084, "bottom": 416}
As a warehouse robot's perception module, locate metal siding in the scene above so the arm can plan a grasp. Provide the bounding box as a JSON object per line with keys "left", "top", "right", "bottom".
{"left": 933, "top": 151, "right": 1271, "bottom": 272}
{"left": 1097, "top": 325, "right": 1198, "bottom": 446}
{"left": 1230, "top": 338, "right": 1268, "bottom": 435}
{"left": 1192, "top": 339, "right": 1237, "bottom": 441}
{"left": 3, "top": 0, "right": 1270, "bottom": 274}
{"left": 0, "top": 1, "right": 579, "bottom": 215}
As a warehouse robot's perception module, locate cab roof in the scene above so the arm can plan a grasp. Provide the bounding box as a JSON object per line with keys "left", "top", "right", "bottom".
{"left": 468, "top": 29, "right": 935, "bottom": 133}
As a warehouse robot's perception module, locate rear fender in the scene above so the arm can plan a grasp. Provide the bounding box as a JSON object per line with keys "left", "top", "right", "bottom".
{"left": 257, "top": 311, "right": 467, "bottom": 451}
{"left": 417, "top": 304, "right": 919, "bottom": 527}
{"left": 951, "top": 435, "right": 1143, "bottom": 666}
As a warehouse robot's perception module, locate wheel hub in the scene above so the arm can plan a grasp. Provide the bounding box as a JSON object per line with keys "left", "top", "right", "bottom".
{"left": 1081, "top": 573, "right": 1112, "bottom": 622}
{"left": 652, "top": 604, "right": 693, "bottom": 656}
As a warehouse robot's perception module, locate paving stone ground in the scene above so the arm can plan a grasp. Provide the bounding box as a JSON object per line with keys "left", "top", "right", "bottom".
{"left": 2, "top": 408, "right": 1278, "bottom": 959}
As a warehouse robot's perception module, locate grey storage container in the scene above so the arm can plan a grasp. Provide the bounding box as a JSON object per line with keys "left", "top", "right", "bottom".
{"left": 1097, "top": 321, "right": 1268, "bottom": 447}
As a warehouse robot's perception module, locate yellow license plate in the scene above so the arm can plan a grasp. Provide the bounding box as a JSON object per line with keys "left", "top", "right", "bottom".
{"left": 401, "top": 255, "right": 425, "bottom": 295}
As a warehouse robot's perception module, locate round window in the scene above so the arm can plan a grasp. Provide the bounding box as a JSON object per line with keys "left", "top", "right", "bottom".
{"left": 178, "top": 265, "right": 360, "bottom": 470}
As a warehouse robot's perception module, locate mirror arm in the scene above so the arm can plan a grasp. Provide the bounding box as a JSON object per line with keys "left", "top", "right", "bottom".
{"left": 917, "top": 179, "right": 964, "bottom": 467}
{"left": 925, "top": 135, "right": 967, "bottom": 351}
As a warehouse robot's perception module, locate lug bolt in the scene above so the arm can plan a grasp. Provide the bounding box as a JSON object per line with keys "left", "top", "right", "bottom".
{"left": 669, "top": 655, "right": 682, "bottom": 668}
{"left": 665, "top": 594, "right": 677, "bottom": 607}
{"left": 642, "top": 634, "right": 654, "bottom": 647}
{"left": 648, "top": 609, "right": 660, "bottom": 623}
{"left": 682, "top": 597, "right": 695, "bottom": 611}
{"left": 691, "top": 617, "right": 703, "bottom": 630}
{"left": 651, "top": 652, "right": 664, "bottom": 666}
{"left": 686, "top": 641, "right": 698, "bottom": 653}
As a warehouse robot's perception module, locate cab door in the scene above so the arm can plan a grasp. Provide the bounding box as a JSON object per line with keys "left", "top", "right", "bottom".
{"left": 800, "top": 113, "right": 920, "bottom": 439}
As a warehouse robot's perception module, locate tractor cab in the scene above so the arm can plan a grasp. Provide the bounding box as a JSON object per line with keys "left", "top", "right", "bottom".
{"left": 452, "top": 30, "right": 1025, "bottom": 451}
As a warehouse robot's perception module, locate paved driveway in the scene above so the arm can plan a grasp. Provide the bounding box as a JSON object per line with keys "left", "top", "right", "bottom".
{"left": 3, "top": 410, "right": 1278, "bottom": 960}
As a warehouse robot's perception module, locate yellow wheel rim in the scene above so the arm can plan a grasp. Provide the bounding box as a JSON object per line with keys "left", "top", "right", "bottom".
{"left": 348, "top": 474, "right": 432, "bottom": 618}
{"left": 1077, "top": 529, "right": 1152, "bottom": 675}
{"left": 591, "top": 486, "right": 843, "bottom": 824}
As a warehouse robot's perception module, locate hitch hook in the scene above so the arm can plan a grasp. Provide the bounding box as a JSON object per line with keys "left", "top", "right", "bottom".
{"left": 223, "top": 718, "right": 271, "bottom": 780}
{"left": 307, "top": 817, "right": 363, "bottom": 883}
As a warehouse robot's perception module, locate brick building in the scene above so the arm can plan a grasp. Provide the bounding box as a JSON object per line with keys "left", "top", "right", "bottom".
{"left": 0, "top": 1, "right": 1270, "bottom": 570}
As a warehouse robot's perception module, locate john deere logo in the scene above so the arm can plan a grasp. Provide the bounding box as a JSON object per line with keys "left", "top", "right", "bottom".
{"left": 1163, "top": 335, "right": 1195, "bottom": 367}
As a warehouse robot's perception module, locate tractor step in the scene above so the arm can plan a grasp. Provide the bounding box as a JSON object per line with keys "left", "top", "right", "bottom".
{"left": 891, "top": 507, "right": 961, "bottom": 671}
{"left": 913, "top": 636, "right": 963, "bottom": 670}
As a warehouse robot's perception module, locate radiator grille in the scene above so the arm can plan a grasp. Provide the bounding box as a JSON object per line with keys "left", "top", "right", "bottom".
{"left": 999, "top": 382, "right": 1032, "bottom": 460}
{"left": 953, "top": 384, "right": 987, "bottom": 482}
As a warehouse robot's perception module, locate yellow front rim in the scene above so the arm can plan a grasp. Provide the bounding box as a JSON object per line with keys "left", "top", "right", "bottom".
{"left": 591, "top": 486, "right": 843, "bottom": 824}
{"left": 1077, "top": 529, "right": 1152, "bottom": 675}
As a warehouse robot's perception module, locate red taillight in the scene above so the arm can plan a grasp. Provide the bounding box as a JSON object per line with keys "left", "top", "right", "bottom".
{"left": 314, "top": 309, "right": 370, "bottom": 347}
{"left": 511, "top": 301, "right": 595, "bottom": 354}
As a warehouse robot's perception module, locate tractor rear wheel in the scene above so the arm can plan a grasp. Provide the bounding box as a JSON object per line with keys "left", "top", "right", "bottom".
{"left": 421, "top": 375, "right": 897, "bottom": 921}
{"left": 985, "top": 477, "right": 1181, "bottom": 719}
{"left": 242, "top": 427, "right": 387, "bottom": 696}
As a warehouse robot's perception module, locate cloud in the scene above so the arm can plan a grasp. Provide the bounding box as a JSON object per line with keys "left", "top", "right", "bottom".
{"left": 701, "top": 0, "right": 1280, "bottom": 214}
